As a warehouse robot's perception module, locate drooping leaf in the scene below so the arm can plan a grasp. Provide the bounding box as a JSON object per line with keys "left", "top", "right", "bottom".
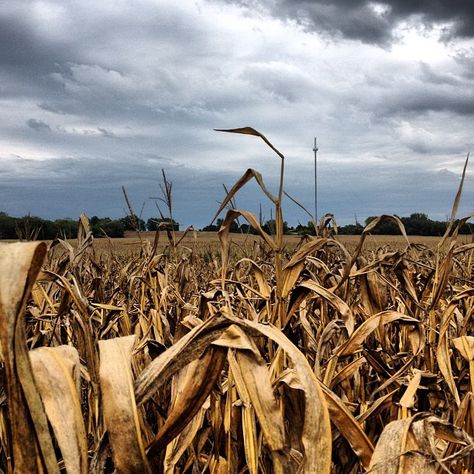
{"left": 214, "top": 127, "right": 284, "bottom": 159}
{"left": 335, "top": 311, "right": 420, "bottom": 357}
{"left": 99, "top": 335, "right": 151, "bottom": 473}
{"left": 0, "top": 242, "right": 58, "bottom": 473}
{"left": 30, "top": 346, "right": 88, "bottom": 474}
{"left": 146, "top": 346, "right": 226, "bottom": 458}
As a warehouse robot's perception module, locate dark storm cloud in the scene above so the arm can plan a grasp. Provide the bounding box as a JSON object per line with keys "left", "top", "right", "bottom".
{"left": 0, "top": 16, "right": 62, "bottom": 70}
{"left": 26, "top": 118, "right": 51, "bottom": 132}
{"left": 232, "top": 0, "right": 474, "bottom": 44}
{"left": 419, "top": 62, "right": 462, "bottom": 86}
{"left": 0, "top": 0, "right": 473, "bottom": 226}
{"left": 453, "top": 49, "right": 474, "bottom": 79}
{"left": 0, "top": 154, "right": 282, "bottom": 227}
{"left": 379, "top": 89, "right": 474, "bottom": 117}
{"left": 2, "top": 152, "right": 471, "bottom": 227}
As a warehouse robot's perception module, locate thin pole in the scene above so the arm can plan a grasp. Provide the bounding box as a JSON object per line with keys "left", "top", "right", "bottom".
{"left": 313, "top": 137, "right": 318, "bottom": 225}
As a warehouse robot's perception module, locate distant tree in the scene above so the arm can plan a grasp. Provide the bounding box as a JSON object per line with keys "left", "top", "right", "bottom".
{"left": 120, "top": 215, "right": 146, "bottom": 231}
{"left": 0, "top": 212, "right": 17, "bottom": 239}
{"left": 364, "top": 216, "right": 399, "bottom": 235}
{"left": 339, "top": 223, "right": 363, "bottom": 235}
{"left": 54, "top": 218, "right": 79, "bottom": 239}
{"left": 201, "top": 218, "right": 222, "bottom": 232}
{"left": 91, "top": 217, "right": 124, "bottom": 238}
{"left": 15, "top": 215, "right": 45, "bottom": 240}
{"left": 201, "top": 218, "right": 242, "bottom": 233}
{"left": 262, "top": 219, "right": 289, "bottom": 235}
{"left": 240, "top": 223, "right": 258, "bottom": 235}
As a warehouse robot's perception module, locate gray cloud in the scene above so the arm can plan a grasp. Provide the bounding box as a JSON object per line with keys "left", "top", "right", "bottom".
{"left": 26, "top": 118, "right": 51, "bottom": 132}
{"left": 229, "top": 0, "right": 474, "bottom": 45}
{"left": 1, "top": 153, "right": 471, "bottom": 227}
{"left": 0, "top": 0, "right": 472, "bottom": 226}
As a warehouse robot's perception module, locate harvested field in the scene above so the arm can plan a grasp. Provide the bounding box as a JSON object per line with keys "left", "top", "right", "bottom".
{"left": 114, "top": 231, "right": 473, "bottom": 254}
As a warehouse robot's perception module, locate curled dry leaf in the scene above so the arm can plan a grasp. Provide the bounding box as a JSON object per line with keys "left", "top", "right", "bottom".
{"left": 223, "top": 326, "right": 289, "bottom": 472}
{"left": 0, "top": 242, "right": 58, "bottom": 473}
{"left": 211, "top": 168, "right": 278, "bottom": 223}
{"left": 300, "top": 280, "right": 355, "bottom": 335}
{"left": 368, "top": 414, "right": 474, "bottom": 474}
{"left": 146, "top": 345, "right": 226, "bottom": 458}
{"left": 134, "top": 315, "right": 231, "bottom": 404}
{"left": 229, "top": 316, "right": 332, "bottom": 474}
{"left": 214, "top": 127, "right": 284, "bottom": 160}
{"left": 336, "top": 311, "right": 421, "bottom": 357}
{"left": 319, "top": 383, "right": 374, "bottom": 469}
{"left": 236, "top": 258, "right": 271, "bottom": 299}
{"left": 163, "top": 398, "right": 211, "bottom": 473}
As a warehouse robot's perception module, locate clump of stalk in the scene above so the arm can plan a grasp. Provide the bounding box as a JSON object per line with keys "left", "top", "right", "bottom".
{"left": 211, "top": 127, "right": 288, "bottom": 326}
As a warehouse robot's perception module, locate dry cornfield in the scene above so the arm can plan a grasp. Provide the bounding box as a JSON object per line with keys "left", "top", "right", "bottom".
{"left": 1, "top": 129, "right": 474, "bottom": 473}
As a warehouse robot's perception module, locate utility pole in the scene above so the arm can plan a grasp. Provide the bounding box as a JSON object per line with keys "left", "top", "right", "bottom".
{"left": 313, "top": 137, "right": 318, "bottom": 225}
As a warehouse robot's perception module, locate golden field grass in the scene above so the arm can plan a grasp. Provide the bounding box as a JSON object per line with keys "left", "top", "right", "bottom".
{"left": 103, "top": 230, "right": 474, "bottom": 255}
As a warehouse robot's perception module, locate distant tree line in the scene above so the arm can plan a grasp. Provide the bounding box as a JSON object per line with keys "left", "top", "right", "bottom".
{"left": 202, "top": 213, "right": 472, "bottom": 236}
{"left": 1, "top": 211, "right": 471, "bottom": 240}
{"left": 362, "top": 213, "right": 472, "bottom": 236}
{"left": 0, "top": 212, "right": 179, "bottom": 240}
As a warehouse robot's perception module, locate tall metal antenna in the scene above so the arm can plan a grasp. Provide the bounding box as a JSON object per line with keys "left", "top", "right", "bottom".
{"left": 313, "top": 137, "right": 319, "bottom": 225}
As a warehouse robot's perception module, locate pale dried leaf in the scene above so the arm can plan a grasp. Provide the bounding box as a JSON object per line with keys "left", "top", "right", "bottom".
{"left": 30, "top": 346, "right": 88, "bottom": 474}
{"left": 0, "top": 242, "right": 58, "bottom": 473}
{"left": 99, "top": 335, "right": 151, "bottom": 473}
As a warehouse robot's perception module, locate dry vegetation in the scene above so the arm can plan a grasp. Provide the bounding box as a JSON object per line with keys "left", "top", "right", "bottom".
{"left": 1, "top": 128, "right": 474, "bottom": 473}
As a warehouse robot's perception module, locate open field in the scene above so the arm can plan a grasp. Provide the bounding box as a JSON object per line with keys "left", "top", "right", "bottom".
{"left": 95, "top": 230, "right": 473, "bottom": 255}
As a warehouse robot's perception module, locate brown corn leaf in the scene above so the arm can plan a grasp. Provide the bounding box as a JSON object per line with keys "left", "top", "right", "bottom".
{"left": 437, "top": 303, "right": 462, "bottom": 406}
{"left": 30, "top": 346, "right": 88, "bottom": 474}
{"left": 300, "top": 280, "right": 355, "bottom": 335}
{"left": 134, "top": 315, "right": 232, "bottom": 405}
{"left": 369, "top": 416, "right": 435, "bottom": 473}
{"left": 0, "top": 242, "right": 59, "bottom": 473}
{"left": 163, "top": 398, "right": 210, "bottom": 473}
{"left": 218, "top": 209, "right": 276, "bottom": 287}
{"left": 146, "top": 346, "right": 226, "bottom": 458}
{"left": 99, "top": 335, "right": 151, "bottom": 473}
{"left": 281, "top": 261, "right": 305, "bottom": 298}
{"left": 227, "top": 345, "right": 289, "bottom": 472}
{"left": 336, "top": 311, "right": 420, "bottom": 357}
{"left": 283, "top": 238, "right": 328, "bottom": 269}
{"left": 336, "top": 215, "right": 409, "bottom": 291}
{"left": 229, "top": 317, "right": 332, "bottom": 473}
{"left": 219, "top": 209, "right": 276, "bottom": 251}
{"left": 211, "top": 168, "right": 278, "bottom": 223}
{"left": 240, "top": 396, "right": 259, "bottom": 474}
{"left": 319, "top": 383, "right": 374, "bottom": 469}
{"left": 212, "top": 324, "right": 260, "bottom": 352}
{"left": 453, "top": 336, "right": 474, "bottom": 361}
{"left": 439, "top": 153, "right": 469, "bottom": 248}
{"left": 399, "top": 371, "right": 422, "bottom": 409}
{"left": 369, "top": 414, "right": 474, "bottom": 473}
{"left": 330, "top": 356, "right": 366, "bottom": 389}
{"left": 214, "top": 127, "right": 284, "bottom": 159}
{"left": 453, "top": 336, "right": 474, "bottom": 393}
{"left": 236, "top": 258, "right": 271, "bottom": 299}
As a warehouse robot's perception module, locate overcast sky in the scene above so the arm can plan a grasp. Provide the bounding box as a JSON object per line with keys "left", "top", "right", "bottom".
{"left": 1, "top": 0, "right": 473, "bottom": 228}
